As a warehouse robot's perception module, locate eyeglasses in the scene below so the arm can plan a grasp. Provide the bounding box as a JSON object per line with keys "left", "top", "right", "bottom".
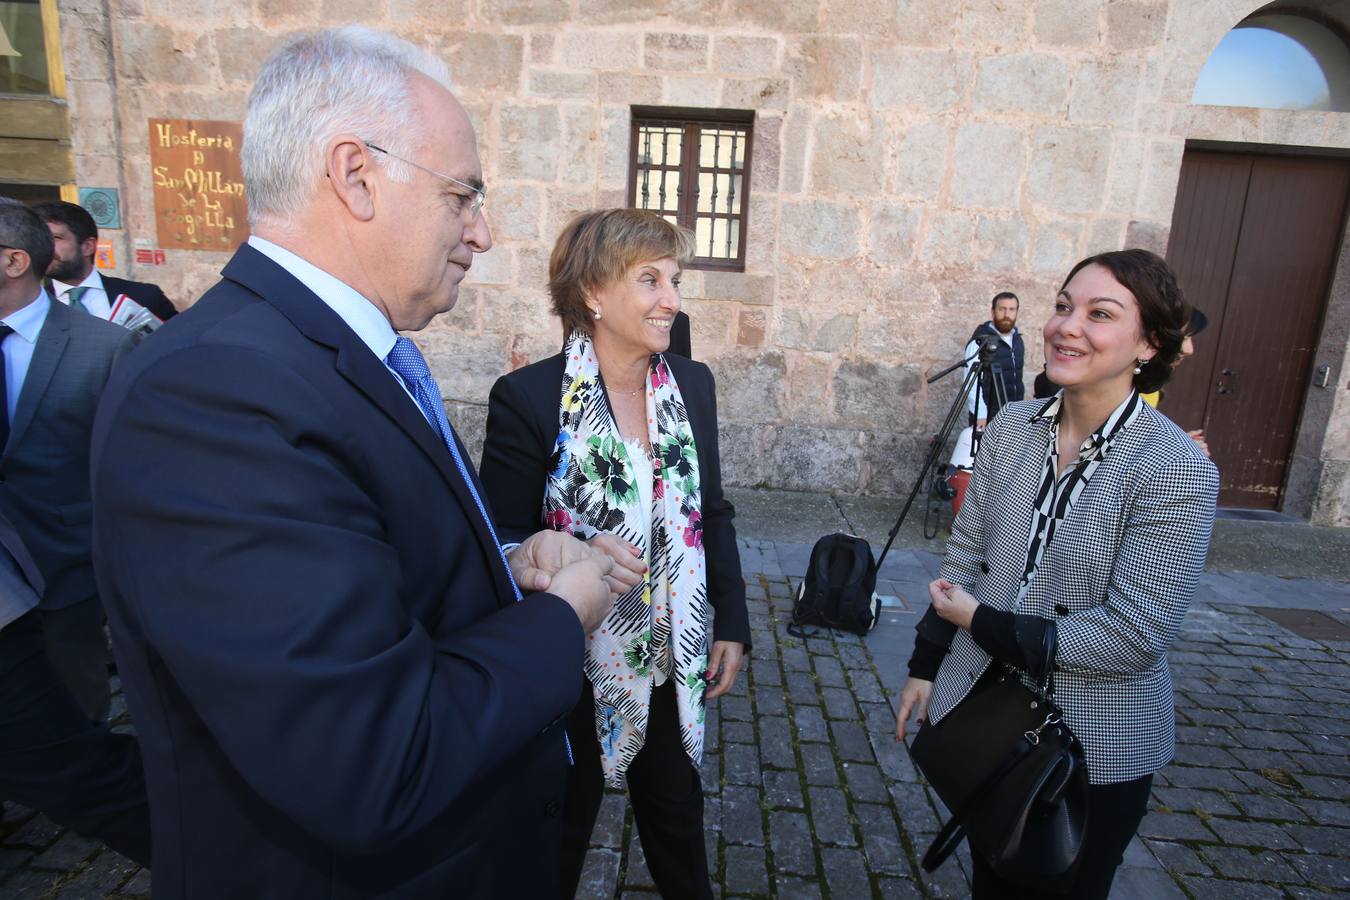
{"left": 363, "top": 141, "right": 486, "bottom": 221}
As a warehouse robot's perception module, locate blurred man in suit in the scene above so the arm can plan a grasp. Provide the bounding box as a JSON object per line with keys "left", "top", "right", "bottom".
{"left": 0, "top": 198, "right": 137, "bottom": 723}
{"left": 91, "top": 26, "right": 620, "bottom": 898}
{"left": 34, "top": 201, "right": 177, "bottom": 325}
{"left": 0, "top": 501, "right": 150, "bottom": 866}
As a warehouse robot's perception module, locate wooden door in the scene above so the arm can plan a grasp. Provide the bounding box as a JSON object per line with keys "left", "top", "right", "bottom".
{"left": 1163, "top": 150, "right": 1350, "bottom": 509}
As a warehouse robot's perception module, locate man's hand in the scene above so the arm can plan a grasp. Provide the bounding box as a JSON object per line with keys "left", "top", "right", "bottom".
{"left": 508, "top": 531, "right": 597, "bottom": 593}
{"left": 548, "top": 555, "right": 616, "bottom": 634}
{"left": 929, "top": 579, "right": 979, "bottom": 630}
{"left": 587, "top": 533, "right": 646, "bottom": 597}
{"left": 895, "top": 677, "right": 933, "bottom": 740}
{"left": 704, "top": 640, "right": 744, "bottom": 700}
{"left": 976, "top": 417, "right": 987, "bottom": 431}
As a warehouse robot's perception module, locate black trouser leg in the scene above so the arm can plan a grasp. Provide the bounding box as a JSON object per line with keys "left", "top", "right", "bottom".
{"left": 558, "top": 680, "right": 712, "bottom": 900}
{"left": 626, "top": 681, "right": 712, "bottom": 900}
{"left": 0, "top": 612, "right": 151, "bottom": 866}
{"left": 40, "top": 596, "right": 111, "bottom": 724}
{"left": 971, "top": 773, "right": 1154, "bottom": 900}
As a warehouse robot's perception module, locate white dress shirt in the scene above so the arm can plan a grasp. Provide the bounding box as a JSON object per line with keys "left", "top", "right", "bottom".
{"left": 51, "top": 268, "right": 112, "bottom": 319}
{"left": 1, "top": 288, "right": 52, "bottom": 424}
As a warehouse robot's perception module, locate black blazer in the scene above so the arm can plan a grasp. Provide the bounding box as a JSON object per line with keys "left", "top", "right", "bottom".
{"left": 480, "top": 351, "right": 751, "bottom": 647}
{"left": 91, "top": 245, "right": 582, "bottom": 898}
{"left": 101, "top": 275, "right": 178, "bottom": 321}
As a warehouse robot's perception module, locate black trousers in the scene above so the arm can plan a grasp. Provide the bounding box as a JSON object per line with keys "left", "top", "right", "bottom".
{"left": 0, "top": 611, "right": 151, "bottom": 866}
{"left": 41, "top": 596, "right": 111, "bottom": 724}
{"left": 971, "top": 772, "right": 1154, "bottom": 900}
{"left": 559, "top": 680, "right": 711, "bottom": 900}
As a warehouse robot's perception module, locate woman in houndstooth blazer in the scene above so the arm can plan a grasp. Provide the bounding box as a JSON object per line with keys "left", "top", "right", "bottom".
{"left": 896, "top": 249, "right": 1219, "bottom": 899}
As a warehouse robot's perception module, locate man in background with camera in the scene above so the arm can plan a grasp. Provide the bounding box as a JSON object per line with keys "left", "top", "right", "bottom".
{"left": 963, "top": 291, "right": 1024, "bottom": 430}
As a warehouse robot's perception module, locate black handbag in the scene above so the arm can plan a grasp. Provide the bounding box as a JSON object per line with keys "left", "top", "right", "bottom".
{"left": 909, "top": 660, "right": 1090, "bottom": 889}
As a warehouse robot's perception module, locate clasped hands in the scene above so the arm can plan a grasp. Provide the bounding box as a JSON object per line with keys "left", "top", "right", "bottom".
{"left": 507, "top": 531, "right": 742, "bottom": 698}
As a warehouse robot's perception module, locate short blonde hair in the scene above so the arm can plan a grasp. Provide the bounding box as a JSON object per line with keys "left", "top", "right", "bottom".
{"left": 549, "top": 209, "right": 695, "bottom": 338}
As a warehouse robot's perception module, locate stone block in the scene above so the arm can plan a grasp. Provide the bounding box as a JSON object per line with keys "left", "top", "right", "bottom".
{"left": 951, "top": 122, "right": 1024, "bottom": 209}
{"left": 713, "top": 35, "right": 780, "bottom": 75}
{"left": 957, "top": 0, "right": 1030, "bottom": 45}
{"left": 713, "top": 351, "right": 786, "bottom": 423}
{"left": 577, "top": 0, "right": 672, "bottom": 20}
{"left": 1031, "top": 220, "right": 1082, "bottom": 275}
{"left": 644, "top": 32, "right": 708, "bottom": 70}
{"left": 784, "top": 35, "right": 862, "bottom": 101}
{"left": 558, "top": 30, "right": 640, "bottom": 71}
{"left": 1069, "top": 59, "right": 1143, "bottom": 127}
{"left": 597, "top": 72, "right": 662, "bottom": 107}
{"left": 211, "top": 27, "right": 275, "bottom": 84}
{"left": 479, "top": 0, "right": 569, "bottom": 25}
{"left": 869, "top": 202, "right": 923, "bottom": 266}
{"left": 317, "top": 0, "right": 365, "bottom": 19}
{"left": 422, "top": 330, "right": 509, "bottom": 404}
{"left": 700, "top": 271, "right": 774, "bottom": 306}
{"left": 779, "top": 200, "right": 862, "bottom": 259}
{"left": 528, "top": 33, "right": 554, "bottom": 64}
{"left": 891, "top": 120, "right": 950, "bottom": 201}
{"left": 113, "top": 22, "right": 210, "bottom": 85}
{"left": 744, "top": 193, "right": 779, "bottom": 271}
{"left": 463, "top": 246, "right": 512, "bottom": 286}
{"left": 1106, "top": 1, "right": 1167, "bottom": 51}
{"left": 809, "top": 113, "right": 885, "bottom": 195}
{"left": 752, "top": 115, "right": 782, "bottom": 194}
{"left": 439, "top": 34, "right": 524, "bottom": 99}
{"left": 487, "top": 184, "right": 543, "bottom": 244}
{"left": 1034, "top": 0, "right": 1103, "bottom": 46}
{"left": 974, "top": 214, "right": 1030, "bottom": 272}
{"left": 1137, "top": 138, "right": 1184, "bottom": 223}
{"left": 527, "top": 68, "right": 596, "bottom": 100}
{"left": 560, "top": 105, "right": 597, "bottom": 186}
{"left": 721, "top": 77, "right": 790, "bottom": 110}
{"left": 779, "top": 106, "right": 812, "bottom": 193}
{"left": 974, "top": 53, "right": 1071, "bottom": 115}
{"left": 1027, "top": 125, "right": 1110, "bottom": 214}
{"left": 388, "top": 0, "right": 469, "bottom": 21}
{"left": 760, "top": 425, "right": 867, "bottom": 492}
{"left": 716, "top": 420, "right": 764, "bottom": 486}
{"left": 1085, "top": 217, "right": 1125, "bottom": 255}
{"left": 872, "top": 49, "right": 973, "bottom": 112}
{"left": 808, "top": 787, "right": 856, "bottom": 846}
{"left": 654, "top": 74, "right": 715, "bottom": 106}
{"left": 768, "top": 811, "right": 817, "bottom": 875}
{"left": 726, "top": 0, "right": 819, "bottom": 33}
{"left": 824, "top": 0, "right": 952, "bottom": 44}
{"left": 738, "top": 309, "right": 767, "bottom": 346}
{"left": 725, "top": 845, "right": 769, "bottom": 894}
{"left": 834, "top": 361, "right": 921, "bottom": 428}
{"left": 920, "top": 210, "right": 977, "bottom": 268}
{"left": 498, "top": 105, "right": 560, "bottom": 181}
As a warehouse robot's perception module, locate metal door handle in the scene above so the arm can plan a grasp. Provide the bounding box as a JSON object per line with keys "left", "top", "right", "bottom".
{"left": 1216, "top": 368, "right": 1237, "bottom": 395}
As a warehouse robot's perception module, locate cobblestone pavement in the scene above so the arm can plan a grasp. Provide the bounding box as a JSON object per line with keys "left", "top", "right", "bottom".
{"left": 3, "top": 539, "right": 1348, "bottom": 899}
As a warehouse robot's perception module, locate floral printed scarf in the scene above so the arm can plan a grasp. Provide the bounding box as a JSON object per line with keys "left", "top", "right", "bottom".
{"left": 544, "top": 330, "right": 709, "bottom": 786}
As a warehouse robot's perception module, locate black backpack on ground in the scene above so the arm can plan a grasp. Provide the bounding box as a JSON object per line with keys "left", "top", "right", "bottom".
{"left": 789, "top": 533, "right": 881, "bottom": 637}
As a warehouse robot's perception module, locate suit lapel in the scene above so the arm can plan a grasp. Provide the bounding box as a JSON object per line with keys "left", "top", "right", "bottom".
{"left": 7, "top": 300, "right": 70, "bottom": 456}
{"left": 219, "top": 246, "right": 517, "bottom": 603}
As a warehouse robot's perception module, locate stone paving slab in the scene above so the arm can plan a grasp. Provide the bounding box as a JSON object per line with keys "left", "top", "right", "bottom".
{"left": 4, "top": 519, "right": 1349, "bottom": 897}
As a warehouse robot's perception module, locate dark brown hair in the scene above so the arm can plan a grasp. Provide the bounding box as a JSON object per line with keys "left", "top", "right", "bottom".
{"left": 1059, "top": 249, "right": 1190, "bottom": 394}
{"left": 548, "top": 209, "right": 694, "bottom": 339}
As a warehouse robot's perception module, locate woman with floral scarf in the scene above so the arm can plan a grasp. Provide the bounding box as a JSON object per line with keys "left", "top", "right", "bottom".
{"left": 480, "top": 209, "right": 750, "bottom": 899}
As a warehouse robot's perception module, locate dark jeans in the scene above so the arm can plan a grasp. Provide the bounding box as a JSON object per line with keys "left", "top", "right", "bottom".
{"left": 971, "top": 772, "right": 1154, "bottom": 900}
{"left": 41, "top": 596, "right": 111, "bottom": 724}
{"left": 0, "top": 611, "right": 150, "bottom": 866}
{"left": 559, "top": 680, "right": 711, "bottom": 900}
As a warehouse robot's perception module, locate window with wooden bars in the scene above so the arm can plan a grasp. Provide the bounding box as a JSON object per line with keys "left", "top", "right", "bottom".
{"left": 628, "top": 106, "right": 754, "bottom": 272}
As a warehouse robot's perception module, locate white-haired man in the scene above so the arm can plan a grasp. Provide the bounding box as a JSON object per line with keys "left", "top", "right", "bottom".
{"left": 90, "top": 27, "right": 624, "bottom": 898}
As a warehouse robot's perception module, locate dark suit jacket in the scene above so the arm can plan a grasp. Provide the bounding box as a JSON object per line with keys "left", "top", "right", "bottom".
{"left": 100, "top": 275, "right": 177, "bottom": 322}
{"left": 480, "top": 352, "right": 750, "bottom": 647}
{"left": 0, "top": 503, "right": 43, "bottom": 631}
{"left": 669, "top": 311, "right": 691, "bottom": 358}
{"left": 90, "top": 245, "right": 584, "bottom": 898}
{"left": 0, "top": 298, "right": 136, "bottom": 610}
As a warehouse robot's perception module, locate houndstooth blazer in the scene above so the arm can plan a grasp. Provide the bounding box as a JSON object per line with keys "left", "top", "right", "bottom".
{"left": 926, "top": 396, "right": 1219, "bottom": 784}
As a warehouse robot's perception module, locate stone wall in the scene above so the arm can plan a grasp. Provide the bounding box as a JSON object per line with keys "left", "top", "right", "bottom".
{"left": 51, "top": 0, "right": 1350, "bottom": 520}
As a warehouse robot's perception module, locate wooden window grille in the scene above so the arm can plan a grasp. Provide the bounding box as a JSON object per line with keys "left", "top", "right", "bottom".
{"left": 628, "top": 106, "right": 754, "bottom": 272}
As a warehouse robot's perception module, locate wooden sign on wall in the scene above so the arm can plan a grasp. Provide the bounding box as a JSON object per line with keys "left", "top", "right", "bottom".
{"left": 149, "top": 119, "right": 249, "bottom": 251}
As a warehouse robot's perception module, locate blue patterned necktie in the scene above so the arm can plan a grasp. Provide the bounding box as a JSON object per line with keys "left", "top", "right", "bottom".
{"left": 385, "top": 337, "right": 573, "bottom": 763}
{"left": 385, "top": 336, "right": 521, "bottom": 601}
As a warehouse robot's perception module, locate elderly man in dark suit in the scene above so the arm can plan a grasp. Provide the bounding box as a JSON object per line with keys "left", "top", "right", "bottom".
{"left": 91, "top": 26, "right": 621, "bottom": 899}
{"left": 0, "top": 501, "right": 150, "bottom": 866}
{"left": 0, "top": 199, "right": 137, "bottom": 724}
{"left": 34, "top": 201, "right": 177, "bottom": 327}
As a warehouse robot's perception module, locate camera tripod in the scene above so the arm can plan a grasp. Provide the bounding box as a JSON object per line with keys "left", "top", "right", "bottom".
{"left": 875, "top": 334, "right": 1007, "bottom": 570}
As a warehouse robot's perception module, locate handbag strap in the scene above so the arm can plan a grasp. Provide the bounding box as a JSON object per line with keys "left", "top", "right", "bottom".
{"left": 920, "top": 711, "right": 1062, "bottom": 872}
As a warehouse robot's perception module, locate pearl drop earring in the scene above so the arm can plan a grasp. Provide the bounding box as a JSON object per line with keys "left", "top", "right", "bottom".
{"left": 1133, "top": 359, "right": 1144, "bottom": 374}
{"left": 593, "top": 309, "right": 602, "bottom": 320}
